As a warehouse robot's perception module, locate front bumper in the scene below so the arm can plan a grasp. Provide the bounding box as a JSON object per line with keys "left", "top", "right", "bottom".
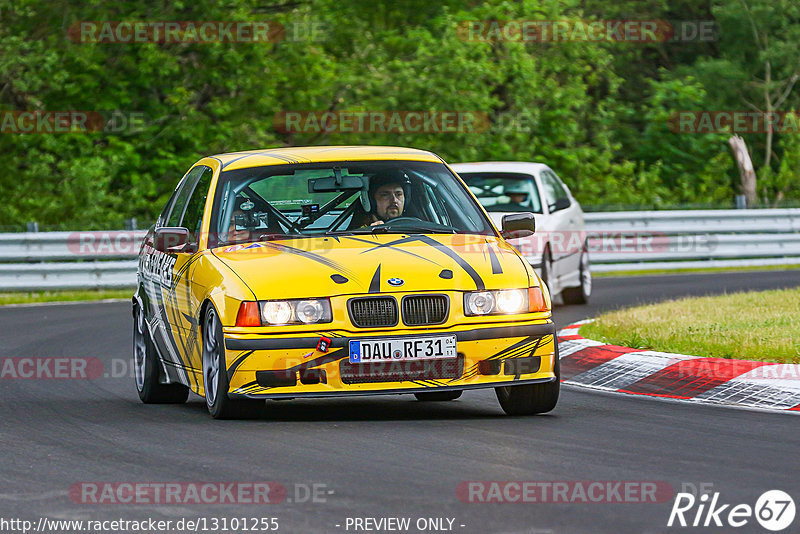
{"left": 223, "top": 321, "right": 556, "bottom": 399}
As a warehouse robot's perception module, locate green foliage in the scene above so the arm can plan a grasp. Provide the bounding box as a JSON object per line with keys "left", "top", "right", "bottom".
{"left": 1, "top": 0, "right": 799, "bottom": 229}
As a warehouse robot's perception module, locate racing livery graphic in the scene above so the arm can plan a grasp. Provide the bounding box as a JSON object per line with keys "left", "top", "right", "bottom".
{"left": 133, "top": 146, "right": 558, "bottom": 418}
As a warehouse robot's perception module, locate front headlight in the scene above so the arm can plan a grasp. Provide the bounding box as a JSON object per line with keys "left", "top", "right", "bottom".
{"left": 296, "top": 299, "right": 326, "bottom": 323}
{"left": 464, "top": 291, "right": 496, "bottom": 315}
{"left": 496, "top": 289, "right": 527, "bottom": 313}
{"left": 259, "top": 298, "right": 332, "bottom": 325}
{"left": 464, "top": 288, "right": 547, "bottom": 316}
{"left": 262, "top": 301, "right": 294, "bottom": 324}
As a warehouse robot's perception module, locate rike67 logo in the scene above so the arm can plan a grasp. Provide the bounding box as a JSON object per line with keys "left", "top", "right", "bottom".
{"left": 668, "top": 489, "right": 795, "bottom": 531}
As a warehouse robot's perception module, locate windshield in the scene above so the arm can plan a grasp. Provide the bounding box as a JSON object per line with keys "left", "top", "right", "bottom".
{"left": 209, "top": 160, "right": 495, "bottom": 247}
{"left": 458, "top": 172, "right": 543, "bottom": 214}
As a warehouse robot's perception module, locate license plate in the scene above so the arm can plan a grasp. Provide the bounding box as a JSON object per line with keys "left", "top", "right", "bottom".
{"left": 349, "top": 335, "right": 457, "bottom": 363}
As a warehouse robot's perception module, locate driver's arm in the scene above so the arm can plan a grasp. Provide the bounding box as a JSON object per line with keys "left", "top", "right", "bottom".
{"left": 357, "top": 214, "right": 383, "bottom": 227}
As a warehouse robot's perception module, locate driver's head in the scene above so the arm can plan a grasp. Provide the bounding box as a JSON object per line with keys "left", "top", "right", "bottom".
{"left": 225, "top": 197, "right": 254, "bottom": 243}
{"left": 374, "top": 183, "right": 405, "bottom": 221}
{"left": 369, "top": 170, "right": 411, "bottom": 221}
{"left": 226, "top": 210, "right": 249, "bottom": 243}
{"left": 504, "top": 183, "right": 529, "bottom": 206}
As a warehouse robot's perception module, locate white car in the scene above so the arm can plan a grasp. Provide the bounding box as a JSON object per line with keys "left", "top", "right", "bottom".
{"left": 451, "top": 162, "right": 591, "bottom": 304}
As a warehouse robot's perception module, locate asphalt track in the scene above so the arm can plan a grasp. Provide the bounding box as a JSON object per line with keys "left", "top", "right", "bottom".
{"left": 2, "top": 270, "right": 799, "bottom": 534}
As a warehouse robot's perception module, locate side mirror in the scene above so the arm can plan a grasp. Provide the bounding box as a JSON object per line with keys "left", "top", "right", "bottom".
{"left": 154, "top": 227, "right": 190, "bottom": 252}
{"left": 501, "top": 213, "right": 535, "bottom": 239}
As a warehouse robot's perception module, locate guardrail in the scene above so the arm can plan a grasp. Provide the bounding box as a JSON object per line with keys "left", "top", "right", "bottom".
{"left": 0, "top": 209, "right": 798, "bottom": 290}
{"left": 584, "top": 208, "right": 800, "bottom": 233}
{"left": 0, "top": 231, "right": 144, "bottom": 291}
{"left": 584, "top": 209, "right": 800, "bottom": 272}
{"left": 0, "top": 231, "right": 146, "bottom": 262}
{"left": 0, "top": 261, "right": 138, "bottom": 291}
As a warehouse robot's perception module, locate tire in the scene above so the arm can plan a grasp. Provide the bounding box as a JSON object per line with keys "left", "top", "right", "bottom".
{"left": 414, "top": 390, "right": 463, "bottom": 401}
{"left": 202, "top": 305, "right": 265, "bottom": 419}
{"left": 539, "top": 247, "right": 552, "bottom": 294}
{"left": 495, "top": 347, "right": 560, "bottom": 415}
{"left": 562, "top": 248, "right": 591, "bottom": 305}
{"left": 133, "top": 305, "right": 189, "bottom": 404}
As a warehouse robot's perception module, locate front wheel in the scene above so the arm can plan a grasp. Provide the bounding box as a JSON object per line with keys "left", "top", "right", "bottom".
{"left": 414, "top": 390, "right": 463, "bottom": 401}
{"left": 495, "top": 351, "right": 560, "bottom": 415}
{"left": 562, "top": 248, "right": 591, "bottom": 304}
{"left": 133, "top": 305, "right": 189, "bottom": 404}
{"left": 539, "top": 248, "right": 552, "bottom": 295}
{"left": 202, "top": 305, "right": 265, "bottom": 419}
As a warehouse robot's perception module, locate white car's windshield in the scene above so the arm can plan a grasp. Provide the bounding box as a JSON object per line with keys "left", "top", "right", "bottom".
{"left": 210, "top": 160, "right": 495, "bottom": 246}
{"left": 458, "top": 172, "right": 543, "bottom": 214}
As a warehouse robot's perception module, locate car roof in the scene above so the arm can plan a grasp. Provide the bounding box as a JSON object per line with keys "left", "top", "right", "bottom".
{"left": 212, "top": 146, "right": 442, "bottom": 171}
{"left": 449, "top": 161, "right": 550, "bottom": 176}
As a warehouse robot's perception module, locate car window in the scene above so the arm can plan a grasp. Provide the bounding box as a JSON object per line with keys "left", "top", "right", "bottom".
{"left": 208, "top": 160, "right": 495, "bottom": 247}
{"left": 458, "top": 172, "right": 543, "bottom": 214}
{"left": 180, "top": 166, "right": 213, "bottom": 242}
{"left": 540, "top": 170, "right": 570, "bottom": 212}
{"left": 158, "top": 184, "right": 184, "bottom": 227}
{"left": 419, "top": 182, "right": 452, "bottom": 226}
{"left": 165, "top": 166, "right": 206, "bottom": 227}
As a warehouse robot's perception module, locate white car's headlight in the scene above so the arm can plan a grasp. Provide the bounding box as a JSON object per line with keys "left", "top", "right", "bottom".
{"left": 258, "top": 298, "right": 332, "bottom": 325}
{"left": 464, "top": 288, "right": 547, "bottom": 316}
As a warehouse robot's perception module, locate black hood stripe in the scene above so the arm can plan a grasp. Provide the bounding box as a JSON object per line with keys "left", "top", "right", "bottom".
{"left": 258, "top": 241, "right": 359, "bottom": 280}
{"left": 413, "top": 235, "right": 485, "bottom": 290}
{"left": 369, "top": 264, "right": 381, "bottom": 293}
{"left": 343, "top": 236, "right": 440, "bottom": 265}
{"left": 486, "top": 241, "right": 503, "bottom": 274}
{"left": 356, "top": 234, "right": 484, "bottom": 290}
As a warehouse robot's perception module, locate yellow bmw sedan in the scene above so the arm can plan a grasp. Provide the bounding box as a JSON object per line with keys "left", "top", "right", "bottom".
{"left": 133, "top": 146, "right": 559, "bottom": 419}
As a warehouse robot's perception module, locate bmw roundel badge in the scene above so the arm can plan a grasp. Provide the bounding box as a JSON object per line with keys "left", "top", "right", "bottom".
{"left": 387, "top": 278, "right": 404, "bottom": 287}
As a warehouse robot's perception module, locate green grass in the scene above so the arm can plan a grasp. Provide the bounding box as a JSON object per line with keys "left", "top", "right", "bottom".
{"left": 580, "top": 288, "right": 800, "bottom": 364}
{"left": 594, "top": 264, "right": 800, "bottom": 278}
{"left": 0, "top": 289, "right": 134, "bottom": 306}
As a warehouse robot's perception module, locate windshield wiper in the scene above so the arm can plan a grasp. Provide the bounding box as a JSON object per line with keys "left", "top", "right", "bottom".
{"left": 398, "top": 227, "right": 457, "bottom": 234}
{"left": 348, "top": 226, "right": 398, "bottom": 235}
{"left": 257, "top": 233, "right": 295, "bottom": 242}
{"left": 348, "top": 225, "right": 456, "bottom": 235}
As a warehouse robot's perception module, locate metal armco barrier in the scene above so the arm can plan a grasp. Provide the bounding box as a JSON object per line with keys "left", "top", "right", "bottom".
{"left": 583, "top": 209, "right": 800, "bottom": 272}
{"left": 0, "top": 231, "right": 147, "bottom": 262}
{"left": 0, "top": 261, "right": 138, "bottom": 291}
{"left": 0, "top": 210, "right": 799, "bottom": 290}
{"left": 0, "top": 231, "right": 145, "bottom": 291}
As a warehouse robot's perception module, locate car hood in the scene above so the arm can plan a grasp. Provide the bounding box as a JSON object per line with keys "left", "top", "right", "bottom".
{"left": 212, "top": 234, "right": 532, "bottom": 299}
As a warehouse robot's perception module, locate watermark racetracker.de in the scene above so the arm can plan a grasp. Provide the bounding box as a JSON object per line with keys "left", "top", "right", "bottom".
{"left": 668, "top": 111, "right": 800, "bottom": 134}
{"left": 69, "top": 481, "right": 333, "bottom": 505}
{"left": 273, "top": 111, "right": 490, "bottom": 134}
{"left": 0, "top": 111, "right": 146, "bottom": 134}
{"left": 457, "top": 20, "right": 716, "bottom": 43}
{"left": 457, "top": 480, "right": 674, "bottom": 503}
{"left": 68, "top": 20, "right": 326, "bottom": 44}
{"left": 61, "top": 229, "right": 720, "bottom": 260}
{"left": 0, "top": 358, "right": 105, "bottom": 380}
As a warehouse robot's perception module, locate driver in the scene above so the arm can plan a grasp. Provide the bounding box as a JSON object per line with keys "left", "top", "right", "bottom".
{"left": 365, "top": 170, "right": 411, "bottom": 226}
{"left": 222, "top": 196, "right": 255, "bottom": 243}
{"left": 503, "top": 183, "right": 530, "bottom": 207}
